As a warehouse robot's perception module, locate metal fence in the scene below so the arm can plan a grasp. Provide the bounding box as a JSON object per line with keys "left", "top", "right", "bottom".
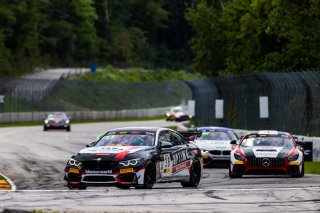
{"left": 186, "top": 71, "right": 320, "bottom": 136}
{"left": 0, "top": 78, "right": 192, "bottom": 113}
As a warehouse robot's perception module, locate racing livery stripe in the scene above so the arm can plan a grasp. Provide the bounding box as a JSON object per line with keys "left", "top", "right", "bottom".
{"left": 114, "top": 146, "right": 141, "bottom": 159}
{"left": 172, "top": 161, "right": 191, "bottom": 174}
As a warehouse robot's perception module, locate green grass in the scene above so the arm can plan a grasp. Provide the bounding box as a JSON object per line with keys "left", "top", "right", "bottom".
{"left": 0, "top": 175, "right": 5, "bottom": 180}
{"left": 76, "top": 66, "right": 203, "bottom": 82}
{"left": 305, "top": 161, "right": 320, "bottom": 175}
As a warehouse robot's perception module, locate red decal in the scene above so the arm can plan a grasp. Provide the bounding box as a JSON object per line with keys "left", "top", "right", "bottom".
{"left": 115, "top": 147, "right": 141, "bottom": 159}
{"left": 172, "top": 161, "right": 190, "bottom": 173}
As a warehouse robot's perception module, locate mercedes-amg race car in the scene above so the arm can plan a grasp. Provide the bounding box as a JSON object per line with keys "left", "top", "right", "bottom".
{"left": 165, "top": 106, "right": 190, "bottom": 122}
{"left": 43, "top": 112, "right": 71, "bottom": 131}
{"left": 64, "top": 127, "right": 203, "bottom": 189}
{"left": 229, "top": 130, "right": 304, "bottom": 178}
{"left": 192, "top": 127, "right": 238, "bottom": 167}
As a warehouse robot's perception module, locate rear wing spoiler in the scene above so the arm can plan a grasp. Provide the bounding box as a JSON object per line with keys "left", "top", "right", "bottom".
{"left": 178, "top": 129, "right": 202, "bottom": 140}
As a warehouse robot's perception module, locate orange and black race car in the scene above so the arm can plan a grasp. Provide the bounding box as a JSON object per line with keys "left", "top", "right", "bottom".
{"left": 64, "top": 127, "right": 203, "bottom": 189}
{"left": 229, "top": 130, "right": 304, "bottom": 178}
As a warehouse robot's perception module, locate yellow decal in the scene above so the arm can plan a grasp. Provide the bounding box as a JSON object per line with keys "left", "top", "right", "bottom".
{"left": 234, "top": 161, "right": 244, "bottom": 165}
{"left": 165, "top": 168, "right": 170, "bottom": 173}
{"left": 289, "top": 162, "right": 299, "bottom": 165}
{"left": 202, "top": 155, "right": 209, "bottom": 159}
{"left": 69, "top": 168, "right": 80, "bottom": 174}
{"left": 120, "top": 168, "right": 134, "bottom": 173}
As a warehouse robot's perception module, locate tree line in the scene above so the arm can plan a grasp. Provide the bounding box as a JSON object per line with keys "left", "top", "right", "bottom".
{"left": 0, "top": 0, "right": 319, "bottom": 77}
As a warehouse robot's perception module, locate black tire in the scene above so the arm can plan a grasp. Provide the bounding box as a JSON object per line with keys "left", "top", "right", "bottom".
{"left": 43, "top": 126, "right": 48, "bottom": 131}
{"left": 116, "top": 184, "right": 131, "bottom": 189}
{"left": 181, "top": 159, "right": 201, "bottom": 187}
{"left": 229, "top": 163, "right": 242, "bottom": 178}
{"left": 291, "top": 163, "right": 304, "bottom": 178}
{"left": 136, "top": 161, "right": 156, "bottom": 189}
{"left": 66, "top": 126, "right": 71, "bottom": 132}
{"left": 68, "top": 185, "right": 87, "bottom": 190}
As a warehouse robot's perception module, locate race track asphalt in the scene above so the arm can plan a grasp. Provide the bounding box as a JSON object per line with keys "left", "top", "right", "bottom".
{"left": 0, "top": 120, "right": 319, "bottom": 212}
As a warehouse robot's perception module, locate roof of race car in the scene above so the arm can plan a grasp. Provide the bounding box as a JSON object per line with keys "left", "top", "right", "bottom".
{"left": 245, "top": 130, "right": 290, "bottom": 136}
{"left": 197, "top": 126, "right": 233, "bottom": 131}
{"left": 107, "top": 126, "right": 170, "bottom": 133}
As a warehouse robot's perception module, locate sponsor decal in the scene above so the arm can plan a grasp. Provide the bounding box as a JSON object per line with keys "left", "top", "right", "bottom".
{"left": 69, "top": 168, "right": 80, "bottom": 174}
{"left": 289, "top": 162, "right": 299, "bottom": 165}
{"left": 172, "top": 161, "right": 190, "bottom": 174}
{"left": 252, "top": 147, "right": 282, "bottom": 158}
{"left": 164, "top": 168, "right": 170, "bottom": 173}
{"left": 120, "top": 168, "right": 134, "bottom": 173}
{"left": 85, "top": 170, "right": 112, "bottom": 174}
{"left": 172, "top": 149, "right": 188, "bottom": 166}
{"left": 234, "top": 161, "right": 244, "bottom": 165}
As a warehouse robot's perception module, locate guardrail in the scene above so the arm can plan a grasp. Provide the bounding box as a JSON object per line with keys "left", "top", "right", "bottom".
{"left": 0, "top": 107, "right": 169, "bottom": 123}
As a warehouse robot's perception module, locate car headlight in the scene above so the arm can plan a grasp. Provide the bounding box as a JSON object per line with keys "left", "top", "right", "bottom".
{"left": 68, "top": 158, "right": 82, "bottom": 167}
{"left": 119, "top": 158, "right": 142, "bottom": 167}
{"left": 234, "top": 152, "right": 245, "bottom": 161}
{"left": 45, "top": 119, "right": 48, "bottom": 124}
{"left": 288, "top": 153, "right": 299, "bottom": 161}
{"left": 66, "top": 120, "right": 70, "bottom": 124}
{"left": 201, "top": 150, "right": 209, "bottom": 155}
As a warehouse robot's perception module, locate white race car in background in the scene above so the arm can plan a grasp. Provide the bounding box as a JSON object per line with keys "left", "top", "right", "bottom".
{"left": 192, "top": 127, "right": 239, "bottom": 167}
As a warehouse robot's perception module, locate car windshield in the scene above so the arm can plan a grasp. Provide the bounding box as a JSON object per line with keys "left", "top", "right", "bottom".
{"left": 241, "top": 135, "right": 294, "bottom": 148}
{"left": 47, "top": 113, "right": 67, "bottom": 119}
{"left": 95, "top": 131, "right": 155, "bottom": 147}
{"left": 197, "top": 130, "right": 237, "bottom": 141}
{"left": 169, "top": 106, "right": 184, "bottom": 113}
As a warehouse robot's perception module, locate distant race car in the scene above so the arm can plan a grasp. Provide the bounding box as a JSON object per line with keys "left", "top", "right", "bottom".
{"left": 229, "top": 130, "right": 304, "bottom": 178}
{"left": 64, "top": 127, "right": 203, "bottom": 189}
{"left": 43, "top": 112, "right": 71, "bottom": 131}
{"left": 165, "top": 106, "right": 190, "bottom": 121}
{"left": 192, "top": 127, "right": 239, "bottom": 167}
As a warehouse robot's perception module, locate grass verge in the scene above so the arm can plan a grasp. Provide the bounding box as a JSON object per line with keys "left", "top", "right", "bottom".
{"left": 305, "top": 161, "right": 320, "bottom": 175}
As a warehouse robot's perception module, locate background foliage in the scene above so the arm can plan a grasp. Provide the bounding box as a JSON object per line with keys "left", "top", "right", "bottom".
{"left": 187, "top": 0, "right": 320, "bottom": 76}
{"left": 0, "top": 0, "right": 320, "bottom": 78}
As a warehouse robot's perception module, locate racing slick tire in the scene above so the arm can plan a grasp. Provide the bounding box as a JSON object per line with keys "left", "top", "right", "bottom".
{"left": 291, "top": 163, "right": 305, "bottom": 178}
{"left": 229, "top": 164, "right": 242, "bottom": 178}
{"left": 68, "top": 185, "right": 87, "bottom": 190}
{"left": 135, "top": 161, "right": 156, "bottom": 189}
{"left": 181, "top": 159, "right": 201, "bottom": 187}
{"left": 66, "top": 126, "right": 71, "bottom": 132}
{"left": 43, "top": 126, "right": 48, "bottom": 131}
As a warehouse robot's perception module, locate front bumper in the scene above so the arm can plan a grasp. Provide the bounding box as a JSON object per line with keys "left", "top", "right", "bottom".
{"left": 65, "top": 166, "right": 145, "bottom": 187}
{"left": 231, "top": 161, "right": 302, "bottom": 176}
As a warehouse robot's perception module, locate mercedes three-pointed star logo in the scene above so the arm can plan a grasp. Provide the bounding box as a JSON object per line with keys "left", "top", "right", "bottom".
{"left": 262, "top": 158, "right": 270, "bottom": 167}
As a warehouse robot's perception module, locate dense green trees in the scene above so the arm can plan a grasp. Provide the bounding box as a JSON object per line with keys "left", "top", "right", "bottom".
{"left": 187, "top": 0, "right": 320, "bottom": 76}
{"left": 1, "top": 0, "right": 320, "bottom": 78}
{"left": 0, "top": 0, "right": 194, "bottom": 77}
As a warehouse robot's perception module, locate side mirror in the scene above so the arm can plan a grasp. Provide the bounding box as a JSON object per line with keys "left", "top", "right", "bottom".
{"left": 230, "top": 140, "right": 237, "bottom": 145}
{"left": 86, "top": 141, "right": 95, "bottom": 147}
{"left": 159, "top": 141, "right": 173, "bottom": 148}
{"left": 197, "top": 131, "right": 202, "bottom": 137}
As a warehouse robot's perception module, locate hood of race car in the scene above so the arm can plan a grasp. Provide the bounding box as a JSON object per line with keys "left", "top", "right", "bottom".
{"left": 73, "top": 146, "right": 152, "bottom": 161}
{"left": 194, "top": 140, "right": 232, "bottom": 151}
{"left": 242, "top": 146, "right": 292, "bottom": 158}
